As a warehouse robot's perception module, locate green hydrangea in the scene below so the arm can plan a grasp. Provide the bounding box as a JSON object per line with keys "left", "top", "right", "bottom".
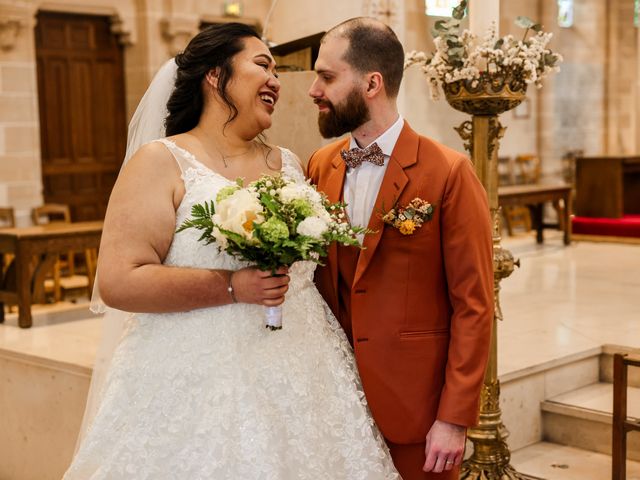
{"left": 291, "top": 198, "right": 314, "bottom": 217}
{"left": 259, "top": 217, "right": 289, "bottom": 243}
{"left": 216, "top": 185, "right": 239, "bottom": 203}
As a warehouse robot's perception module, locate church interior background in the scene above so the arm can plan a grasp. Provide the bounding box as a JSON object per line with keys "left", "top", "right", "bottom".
{"left": 0, "top": 0, "right": 639, "bottom": 478}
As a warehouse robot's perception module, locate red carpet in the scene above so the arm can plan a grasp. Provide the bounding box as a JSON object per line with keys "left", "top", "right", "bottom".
{"left": 572, "top": 215, "right": 640, "bottom": 238}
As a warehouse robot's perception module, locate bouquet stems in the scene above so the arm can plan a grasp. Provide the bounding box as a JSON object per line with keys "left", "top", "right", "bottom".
{"left": 265, "top": 305, "right": 283, "bottom": 330}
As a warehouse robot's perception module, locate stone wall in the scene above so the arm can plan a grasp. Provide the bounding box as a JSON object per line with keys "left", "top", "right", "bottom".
{"left": 539, "top": 0, "right": 607, "bottom": 178}
{"left": 607, "top": 0, "right": 639, "bottom": 155}
{"left": 1, "top": 2, "right": 42, "bottom": 225}
{"left": 0, "top": 0, "right": 270, "bottom": 225}
{"left": 0, "top": 0, "right": 638, "bottom": 224}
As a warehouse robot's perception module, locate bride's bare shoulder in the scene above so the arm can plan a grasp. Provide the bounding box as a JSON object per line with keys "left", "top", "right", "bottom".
{"left": 120, "top": 140, "right": 180, "bottom": 177}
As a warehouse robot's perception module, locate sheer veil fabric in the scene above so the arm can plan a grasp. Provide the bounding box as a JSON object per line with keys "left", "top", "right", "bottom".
{"left": 77, "top": 59, "right": 178, "bottom": 449}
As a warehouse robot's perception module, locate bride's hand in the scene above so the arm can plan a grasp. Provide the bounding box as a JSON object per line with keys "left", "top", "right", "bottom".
{"left": 231, "top": 267, "right": 290, "bottom": 306}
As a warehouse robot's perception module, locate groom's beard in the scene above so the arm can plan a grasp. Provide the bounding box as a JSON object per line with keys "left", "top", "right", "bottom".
{"left": 316, "top": 89, "right": 370, "bottom": 139}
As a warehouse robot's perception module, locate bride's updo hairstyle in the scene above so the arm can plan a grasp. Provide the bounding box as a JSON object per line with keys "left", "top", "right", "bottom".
{"left": 165, "top": 23, "right": 261, "bottom": 136}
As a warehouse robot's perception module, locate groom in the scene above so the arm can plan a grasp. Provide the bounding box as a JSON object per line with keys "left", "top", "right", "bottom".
{"left": 307, "top": 18, "right": 494, "bottom": 479}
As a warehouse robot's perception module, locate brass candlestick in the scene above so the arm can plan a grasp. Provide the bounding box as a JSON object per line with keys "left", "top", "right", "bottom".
{"left": 444, "top": 79, "right": 539, "bottom": 480}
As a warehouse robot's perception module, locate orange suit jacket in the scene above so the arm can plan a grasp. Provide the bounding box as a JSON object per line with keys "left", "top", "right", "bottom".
{"left": 307, "top": 121, "right": 494, "bottom": 444}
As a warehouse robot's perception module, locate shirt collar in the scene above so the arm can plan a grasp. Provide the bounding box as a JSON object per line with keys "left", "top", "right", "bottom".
{"left": 349, "top": 115, "right": 404, "bottom": 157}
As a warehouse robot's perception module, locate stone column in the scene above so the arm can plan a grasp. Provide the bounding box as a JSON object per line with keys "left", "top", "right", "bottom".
{"left": 0, "top": 2, "right": 41, "bottom": 226}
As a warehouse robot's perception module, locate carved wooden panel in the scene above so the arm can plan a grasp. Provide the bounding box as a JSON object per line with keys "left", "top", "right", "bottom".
{"left": 36, "top": 12, "right": 126, "bottom": 221}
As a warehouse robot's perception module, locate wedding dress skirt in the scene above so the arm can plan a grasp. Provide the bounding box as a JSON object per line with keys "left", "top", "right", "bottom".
{"left": 64, "top": 140, "right": 399, "bottom": 479}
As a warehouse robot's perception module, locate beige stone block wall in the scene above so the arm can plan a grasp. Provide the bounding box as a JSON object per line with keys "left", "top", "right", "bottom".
{"left": 267, "top": 0, "right": 363, "bottom": 44}
{"left": 498, "top": 0, "right": 541, "bottom": 163}
{"left": 401, "top": 1, "right": 468, "bottom": 155}
{"left": 0, "top": 355, "right": 90, "bottom": 480}
{"left": 0, "top": 0, "right": 635, "bottom": 226}
{"left": 266, "top": 71, "right": 343, "bottom": 166}
{"left": 538, "top": 0, "right": 608, "bottom": 178}
{"left": 0, "top": 3, "right": 43, "bottom": 225}
{"left": 607, "top": 0, "right": 638, "bottom": 155}
{"left": 0, "top": 0, "right": 272, "bottom": 226}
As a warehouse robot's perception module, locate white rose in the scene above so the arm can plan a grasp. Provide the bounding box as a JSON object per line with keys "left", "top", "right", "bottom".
{"left": 313, "top": 204, "right": 332, "bottom": 224}
{"left": 301, "top": 183, "right": 323, "bottom": 205}
{"left": 279, "top": 183, "right": 307, "bottom": 203}
{"left": 297, "top": 216, "right": 329, "bottom": 239}
{"left": 213, "top": 189, "right": 264, "bottom": 240}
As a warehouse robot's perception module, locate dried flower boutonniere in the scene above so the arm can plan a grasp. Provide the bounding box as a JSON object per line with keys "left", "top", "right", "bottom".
{"left": 380, "top": 198, "right": 435, "bottom": 235}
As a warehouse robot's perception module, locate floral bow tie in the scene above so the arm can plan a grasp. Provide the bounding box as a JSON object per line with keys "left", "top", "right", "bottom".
{"left": 340, "top": 142, "right": 385, "bottom": 169}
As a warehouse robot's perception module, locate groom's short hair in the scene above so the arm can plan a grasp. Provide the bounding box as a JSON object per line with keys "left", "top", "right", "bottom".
{"left": 324, "top": 17, "right": 405, "bottom": 98}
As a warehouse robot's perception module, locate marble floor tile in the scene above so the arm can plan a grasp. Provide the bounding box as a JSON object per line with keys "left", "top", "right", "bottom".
{"left": 498, "top": 232, "right": 640, "bottom": 377}
{"left": 512, "top": 441, "right": 640, "bottom": 480}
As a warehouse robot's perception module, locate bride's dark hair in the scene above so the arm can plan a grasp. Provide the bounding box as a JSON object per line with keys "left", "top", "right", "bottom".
{"left": 165, "top": 23, "right": 261, "bottom": 136}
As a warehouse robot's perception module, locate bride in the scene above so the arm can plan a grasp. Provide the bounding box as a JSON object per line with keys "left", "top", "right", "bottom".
{"left": 64, "top": 23, "right": 399, "bottom": 479}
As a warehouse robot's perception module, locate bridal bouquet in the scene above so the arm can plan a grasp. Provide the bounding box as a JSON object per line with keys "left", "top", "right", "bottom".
{"left": 405, "top": 0, "right": 562, "bottom": 100}
{"left": 177, "top": 175, "right": 366, "bottom": 330}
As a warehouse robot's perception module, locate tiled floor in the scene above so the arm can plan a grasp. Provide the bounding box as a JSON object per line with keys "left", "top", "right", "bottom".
{"left": 512, "top": 442, "right": 640, "bottom": 480}
{"left": 498, "top": 231, "right": 640, "bottom": 377}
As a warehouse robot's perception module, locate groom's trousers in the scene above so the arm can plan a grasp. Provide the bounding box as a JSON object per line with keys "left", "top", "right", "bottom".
{"left": 387, "top": 441, "right": 459, "bottom": 480}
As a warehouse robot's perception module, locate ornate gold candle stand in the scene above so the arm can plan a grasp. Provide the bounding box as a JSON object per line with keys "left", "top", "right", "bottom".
{"left": 444, "top": 78, "right": 537, "bottom": 480}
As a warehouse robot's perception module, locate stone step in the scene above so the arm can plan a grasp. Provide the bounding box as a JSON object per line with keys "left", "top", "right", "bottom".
{"left": 511, "top": 441, "right": 640, "bottom": 480}
{"left": 541, "top": 382, "right": 640, "bottom": 460}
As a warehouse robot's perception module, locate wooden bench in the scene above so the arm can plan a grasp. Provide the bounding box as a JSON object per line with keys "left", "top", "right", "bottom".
{"left": 0, "top": 221, "right": 102, "bottom": 328}
{"left": 498, "top": 183, "right": 572, "bottom": 245}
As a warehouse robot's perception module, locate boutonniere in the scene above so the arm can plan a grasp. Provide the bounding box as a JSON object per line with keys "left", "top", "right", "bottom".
{"left": 380, "top": 198, "right": 435, "bottom": 235}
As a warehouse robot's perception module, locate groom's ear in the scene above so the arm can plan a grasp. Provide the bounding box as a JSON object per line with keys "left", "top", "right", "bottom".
{"left": 205, "top": 68, "right": 221, "bottom": 89}
{"left": 364, "top": 72, "right": 384, "bottom": 98}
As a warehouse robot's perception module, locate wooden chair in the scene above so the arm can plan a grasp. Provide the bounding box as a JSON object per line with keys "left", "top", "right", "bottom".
{"left": 0, "top": 208, "right": 16, "bottom": 312}
{"left": 0, "top": 207, "right": 16, "bottom": 273}
{"left": 498, "top": 156, "right": 515, "bottom": 186}
{"left": 0, "top": 207, "right": 15, "bottom": 228}
{"left": 514, "top": 154, "right": 541, "bottom": 184}
{"left": 31, "top": 204, "right": 96, "bottom": 301}
{"left": 612, "top": 353, "right": 640, "bottom": 480}
{"left": 503, "top": 155, "right": 542, "bottom": 236}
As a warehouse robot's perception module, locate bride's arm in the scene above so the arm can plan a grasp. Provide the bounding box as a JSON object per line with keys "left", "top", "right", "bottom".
{"left": 97, "top": 142, "right": 289, "bottom": 313}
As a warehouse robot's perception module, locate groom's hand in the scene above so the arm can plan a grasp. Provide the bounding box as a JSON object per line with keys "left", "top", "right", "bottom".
{"left": 422, "top": 420, "right": 466, "bottom": 473}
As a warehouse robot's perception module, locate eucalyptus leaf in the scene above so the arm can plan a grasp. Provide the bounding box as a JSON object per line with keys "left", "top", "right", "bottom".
{"left": 532, "top": 24, "right": 543, "bottom": 32}
{"left": 515, "top": 16, "right": 536, "bottom": 29}
{"left": 494, "top": 38, "right": 504, "bottom": 49}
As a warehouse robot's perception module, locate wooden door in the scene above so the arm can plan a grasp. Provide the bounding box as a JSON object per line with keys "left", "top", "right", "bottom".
{"left": 36, "top": 12, "right": 127, "bottom": 221}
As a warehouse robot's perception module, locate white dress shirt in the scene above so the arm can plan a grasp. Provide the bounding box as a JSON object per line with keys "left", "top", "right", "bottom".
{"left": 344, "top": 115, "right": 404, "bottom": 234}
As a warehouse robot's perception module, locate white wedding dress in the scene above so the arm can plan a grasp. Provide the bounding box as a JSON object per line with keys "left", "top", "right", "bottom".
{"left": 64, "top": 139, "right": 399, "bottom": 480}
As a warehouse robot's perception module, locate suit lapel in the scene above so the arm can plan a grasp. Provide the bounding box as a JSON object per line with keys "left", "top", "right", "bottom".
{"left": 322, "top": 141, "right": 348, "bottom": 302}
{"left": 353, "top": 122, "right": 420, "bottom": 286}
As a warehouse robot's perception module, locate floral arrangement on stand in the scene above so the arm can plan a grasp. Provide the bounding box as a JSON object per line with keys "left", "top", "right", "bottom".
{"left": 177, "top": 175, "right": 367, "bottom": 330}
{"left": 405, "top": 0, "right": 563, "bottom": 101}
